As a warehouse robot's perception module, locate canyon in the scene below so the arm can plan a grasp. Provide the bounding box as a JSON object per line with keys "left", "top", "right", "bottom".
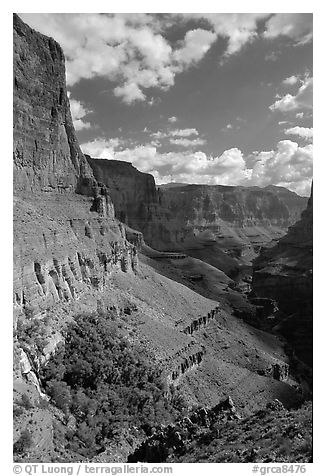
{"left": 13, "top": 14, "right": 312, "bottom": 464}
{"left": 252, "top": 188, "right": 313, "bottom": 369}
{"left": 87, "top": 158, "right": 308, "bottom": 277}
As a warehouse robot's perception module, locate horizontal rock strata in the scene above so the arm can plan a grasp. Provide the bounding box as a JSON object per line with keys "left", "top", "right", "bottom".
{"left": 252, "top": 188, "right": 313, "bottom": 367}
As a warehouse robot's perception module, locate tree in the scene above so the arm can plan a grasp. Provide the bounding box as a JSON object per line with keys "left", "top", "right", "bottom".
{"left": 40, "top": 310, "right": 186, "bottom": 457}
{"left": 13, "top": 429, "right": 33, "bottom": 454}
{"left": 47, "top": 380, "right": 71, "bottom": 413}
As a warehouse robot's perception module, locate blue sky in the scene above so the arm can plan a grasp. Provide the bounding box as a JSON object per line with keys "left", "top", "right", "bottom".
{"left": 20, "top": 13, "right": 313, "bottom": 195}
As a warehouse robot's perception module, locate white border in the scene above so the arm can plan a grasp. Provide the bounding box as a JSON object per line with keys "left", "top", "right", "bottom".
{"left": 1, "top": 3, "right": 323, "bottom": 473}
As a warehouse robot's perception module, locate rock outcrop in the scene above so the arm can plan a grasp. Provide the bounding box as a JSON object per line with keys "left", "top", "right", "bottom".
{"left": 13, "top": 194, "right": 138, "bottom": 321}
{"left": 128, "top": 396, "right": 241, "bottom": 463}
{"left": 13, "top": 14, "right": 137, "bottom": 324}
{"left": 252, "top": 187, "right": 313, "bottom": 367}
{"left": 13, "top": 14, "right": 98, "bottom": 195}
{"left": 182, "top": 306, "right": 219, "bottom": 335}
{"left": 169, "top": 345, "right": 206, "bottom": 383}
{"left": 86, "top": 157, "right": 159, "bottom": 222}
{"left": 257, "top": 361, "right": 289, "bottom": 382}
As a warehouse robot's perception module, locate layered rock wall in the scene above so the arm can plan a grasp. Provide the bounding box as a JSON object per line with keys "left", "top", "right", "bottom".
{"left": 160, "top": 184, "right": 305, "bottom": 229}
{"left": 86, "top": 157, "right": 159, "bottom": 221}
{"left": 13, "top": 14, "right": 96, "bottom": 195}
{"left": 84, "top": 156, "right": 308, "bottom": 261}
{"left": 13, "top": 194, "right": 137, "bottom": 321}
{"left": 183, "top": 306, "right": 220, "bottom": 335}
{"left": 252, "top": 188, "right": 313, "bottom": 366}
{"left": 13, "top": 15, "right": 136, "bottom": 322}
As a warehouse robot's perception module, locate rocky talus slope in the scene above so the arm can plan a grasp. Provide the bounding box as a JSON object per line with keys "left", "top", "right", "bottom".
{"left": 13, "top": 14, "right": 310, "bottom": 463}
{"left": 252, "top": 189, "right": 313, "bottom": 368}
{"left": 173, "top": 399, "right": 312, "bottom": 463}
{"left": 128, "top": 397, "right": 312, "bottom": 463}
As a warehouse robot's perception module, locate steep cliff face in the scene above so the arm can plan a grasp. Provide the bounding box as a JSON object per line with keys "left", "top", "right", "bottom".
{"left": 86, "top": 156, "right": 185, "bottom": 256}
{"left": 13, "top": 14, "right": 96, "bottom": 195}
{"left": 13, "top": 193, "right": 137, "bottom": 322}
{"left": 13, "top": 14, "right": 132, "bottom": 325}
{"left": 84, "top": 157, "right": 307, "bottom": 274}
{"left": 158, "top": 184, "right": 306, "bottom": 241}
{"left": 252, "top": 188, "right": 313, "bottom": 366}
{"left": 86, "top": 157, "right": 159, "bottom": 224}
{"left": 13, "top": 16, "right": 143, "bottom": 460}
{"left": 263, "top": 185, "right": 309, "bottom": 221}
{"left": 156, "top": 184, "right": 308, "bottom": 269}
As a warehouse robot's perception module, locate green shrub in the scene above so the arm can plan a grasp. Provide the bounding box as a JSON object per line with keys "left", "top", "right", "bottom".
{"left": 40, "top": 311, "right": 186, "bottom": 457}
{"left": 19, "top": 393, "right": 33, "bottom": 410}
{"left": 13, "top": 405, "right": 24, "bottom": 418}
{"left": 37, "top": 398, "right": 49, "bottom": 409}
{"left": 47, "top": 380, "right": 71, "bottom": 413}
{"left": 13, "top": 429, "right": 33, "bottom": 455}
{"left": 16, "top": 317, "right": 48, "bottom": 350}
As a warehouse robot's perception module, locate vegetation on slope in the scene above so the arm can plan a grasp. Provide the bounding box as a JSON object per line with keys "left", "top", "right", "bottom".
{"left": 37, "top": 311, "right": 186, "bottom": 459}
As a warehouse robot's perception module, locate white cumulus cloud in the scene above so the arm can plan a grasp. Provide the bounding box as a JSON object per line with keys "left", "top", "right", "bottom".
{"left": 113, "top": 82, "right": 146, "bottom": 104}
{"left": 170, "top": 128, "right": 199, "bottom": 137}
{"left": 263, "top": 13, "right": 313, "bottom": 45}
{"left": 170, "top": 137, "right": 206, "bottom": 147}
{"left": 183, "top": 13, "right": 269, "bottom": 56}
{"left": 80, "top": 138, "right": 121, "bottom": 159}
{"left": 151, "top": 128, "right": 199, "bottom": 139}
{"left": 283, "top": 75, "right": 299, "bottom": 85}
{"left": 248, "top": 140, "right": 312, "bottom": 195}
{"left": 269, "top": 76, "right": 313, "bottom": 112}
{"left": 80, "top": 138, "right": 312, "bottom": 196}
{"left": 19, "top": 14, "right": 216, "bottom": 104}
{"left": 284, "top": 126, "right": 313, "bottom": 141}
{"left": 20, "top": 13, "right": 313, "bottom": 105}
{"left": 69, "top": 97, "right": 92, "bottom": 131}
{"left": 173, "top": 29, "right": 217, "bottom": 66}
